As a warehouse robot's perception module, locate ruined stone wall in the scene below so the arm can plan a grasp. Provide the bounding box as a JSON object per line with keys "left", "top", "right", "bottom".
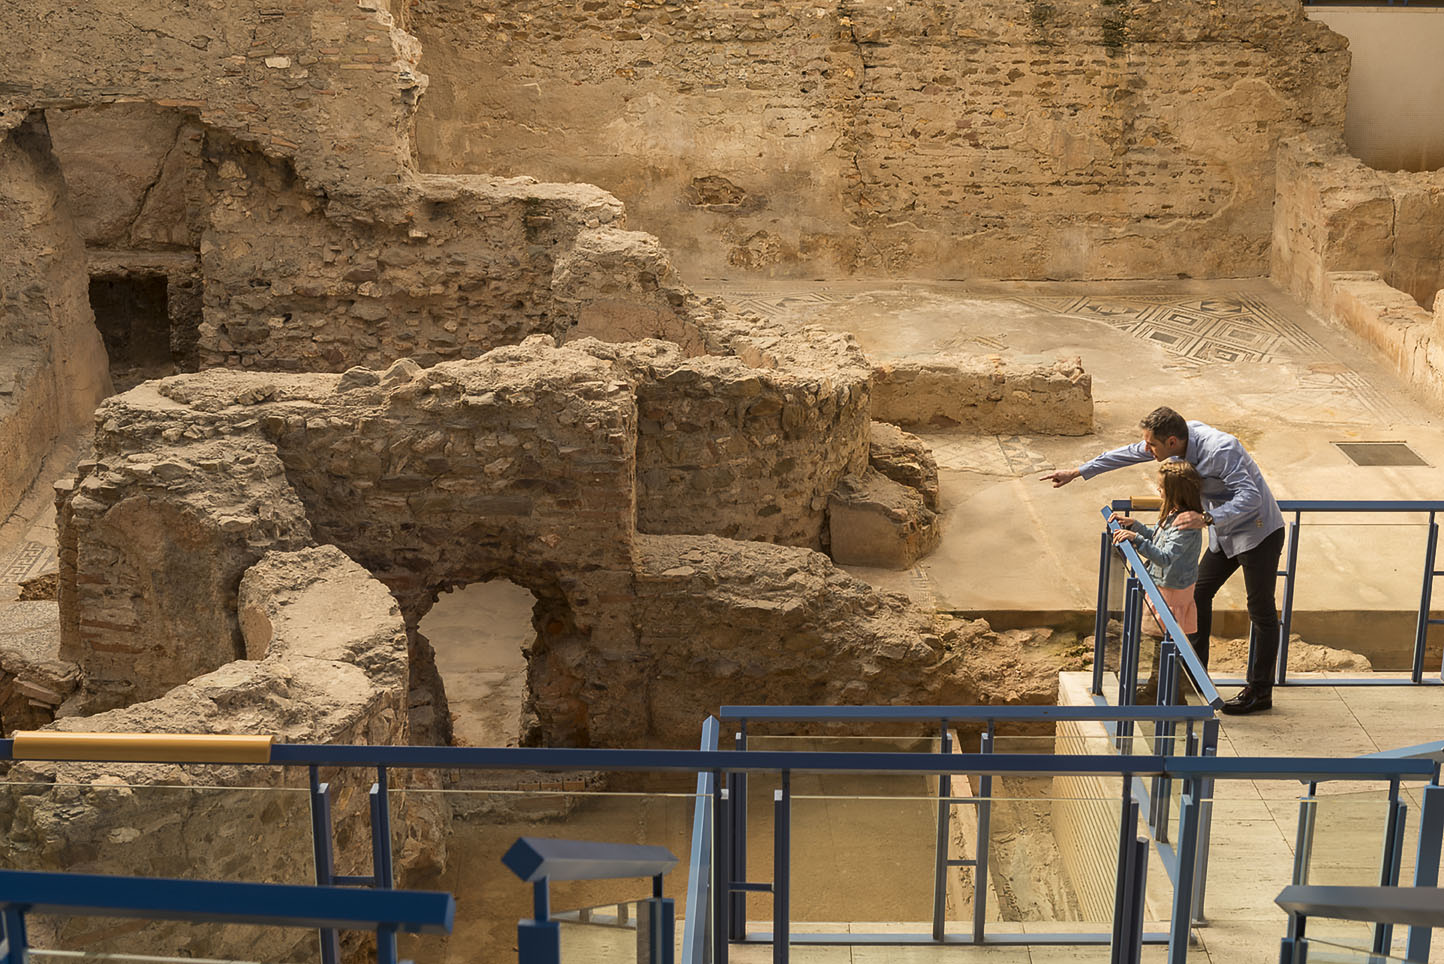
{"left": 622, "top": 331, "right": 872, "bottom": 550}
{"left": 46, "top": 104, "right": 208, "bottom": 366}
{"left": 872, "top": 355, "right": 1093, "bottom": 435}
{"left": 1321, "top": 273, "right": 1444, "bottom": 408}
{"left": 56, "top": 433, "right": 315, "bottom": 713}
{"left": 0, "top": 115, "right": 112, "bottom": 519}
{"left": 1273, "top": 131, "right": 1444, "bottom": 311}
{"left": 0, "top": 0, "right": 424, "bottom": 197}
{"left": 198, "top": 136, "right": 628, "bottom": 372}
{"left": 54, "top": 341, "right": 929, "bottom": 748}
{"left": 412, "top": 0, "right": 1348, "bottom": 280}
{"left": 1, "top": 546, "right": 434, "bottom": 962}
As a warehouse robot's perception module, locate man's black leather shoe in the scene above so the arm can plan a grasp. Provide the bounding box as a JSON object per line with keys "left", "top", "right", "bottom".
{"left": 1220, "top": 686, "right": 1272, "bottom": 715}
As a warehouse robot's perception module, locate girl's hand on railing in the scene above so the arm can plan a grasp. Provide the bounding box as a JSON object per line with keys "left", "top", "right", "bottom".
{"left": 1108, "top": 512, "right": 1137, "bottom": 529}
{"left": 1112, "top": 529, "right": 1138, "bottom": 545}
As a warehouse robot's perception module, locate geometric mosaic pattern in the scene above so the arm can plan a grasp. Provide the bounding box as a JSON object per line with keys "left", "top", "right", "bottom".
{"left": 704, "top": 282, "right": 1405, "bottom": 424}
{"left": 1, "top": 541, "right": 56, "bottom": 584}
{"left": 923, "top": 434, "right": 1054, "bottom": 476}
{"left": 712, "top": 288, "right": 842, "bottom": 323}
{"left": 1010, "top": 293, "right": 1322, "bottom": 363}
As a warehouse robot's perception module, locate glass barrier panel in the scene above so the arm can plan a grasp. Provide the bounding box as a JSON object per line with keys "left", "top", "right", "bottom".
{"left": 390, "top": 774, "right": 699, "bottom": 964}
{"left": 1297, "top": 790, "right": 1395, "bottom": 889}
{"left": 1275, "top": 518, "right": 1429, "bottom": 675}
{"left": 557, "top": 898, "right": 681, "bottom": 963}
{"left": 948, "top": 780, "right": 1126, "bottom": 939}
{"left": 1298, "top": 936, "right": 1413, "bottom": 963}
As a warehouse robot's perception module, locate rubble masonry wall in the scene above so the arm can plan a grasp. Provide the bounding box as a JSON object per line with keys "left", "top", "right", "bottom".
{"left": 412, "top": 0, "right": 1349, "bottom": 280}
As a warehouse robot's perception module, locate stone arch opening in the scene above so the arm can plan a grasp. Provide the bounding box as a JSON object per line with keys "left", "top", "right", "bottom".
{"left": 415, "top": 578, "right": 535, "bottom": 748}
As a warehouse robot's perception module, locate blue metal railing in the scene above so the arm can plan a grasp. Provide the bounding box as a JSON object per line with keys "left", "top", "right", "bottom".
{"left": 0, "top": 869, "right": 453, "bottom": 964}
{"left": 716, "top": 704, "right": 1220, "bottom": 960}
{"left": 502, "top": 837, "right": 678, "bottom": 964}
{"left": 1098, "top": 504, "right": 1223, "bottom": 709}
{"left": 1101, "top": 499, "right": 1444, "bottom": 696}
{"left": 2, "top": 730, "right": 1440, "bottom": 964}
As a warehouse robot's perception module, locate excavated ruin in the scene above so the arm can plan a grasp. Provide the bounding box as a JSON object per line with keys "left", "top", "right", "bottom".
{"left": 3, "top": 0, "right": 1441, "bottom": 959}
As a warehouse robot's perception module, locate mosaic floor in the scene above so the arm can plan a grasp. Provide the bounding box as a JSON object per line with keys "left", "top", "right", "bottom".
{"left": 702, "top": 281, "right": 1409, "bottom": 428}
{"left": 696, "top": 278, "right": 1444, "bottom": 615}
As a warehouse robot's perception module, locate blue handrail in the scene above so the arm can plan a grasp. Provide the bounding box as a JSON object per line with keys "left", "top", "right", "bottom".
{"left": 6, "top": 739, "right": 1435, "bottom": 780}
{"left": 720, "top": 704, "right": 1214, "bottom": 722}
{"left": 1100, "top": 505, "right": 1224, "bottom": 708}
{"left": 1107, "top": 497, "right": 1444, "bottom": 687}
{"left": 0, "top": 869, "right": 453, "bottom": 964}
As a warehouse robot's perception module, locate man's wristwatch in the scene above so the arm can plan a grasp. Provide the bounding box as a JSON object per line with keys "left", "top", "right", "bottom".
{"left": 1201, "top": 511, "right": 1214, "bottom": 526}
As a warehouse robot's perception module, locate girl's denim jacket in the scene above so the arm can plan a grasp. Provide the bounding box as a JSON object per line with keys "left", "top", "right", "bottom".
{"left": 1127, "top": 514, "right": 1203, "bottom": 589}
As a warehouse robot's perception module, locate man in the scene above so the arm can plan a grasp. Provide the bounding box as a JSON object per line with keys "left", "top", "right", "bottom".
{"left": 1041, "top": 406, "right": 1285, "bottom": 714}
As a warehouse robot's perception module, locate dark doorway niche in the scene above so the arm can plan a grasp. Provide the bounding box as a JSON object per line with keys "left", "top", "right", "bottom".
{"left": 88, "top": 274, "right": 175, "bottom": 390}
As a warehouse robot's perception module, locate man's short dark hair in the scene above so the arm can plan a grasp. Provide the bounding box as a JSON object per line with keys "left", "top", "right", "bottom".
{"left": 1139, "top": 406, "right": 1187, "bottom": 441}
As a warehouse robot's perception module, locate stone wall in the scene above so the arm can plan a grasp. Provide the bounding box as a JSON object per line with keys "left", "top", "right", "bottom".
{"left": 1272, "top": 131, "right": 1444, "bottom": 312}
{"left": 1, "top": 0, "right": 424, "bottom": 197}
{"left": 411, "top": 0, "right": 1348, "bottom": 280}
{"left": 197, "top": 135, "right": 629, "bottom": 372}
{"left": 871, "top": 355, "right": 1093, "bottom": 435}
{"left": 623, "top": 332, "right": 872, "bottom": 550}
{"left": 0, "top": 114, "right": 112, "bottom": 520}
{"left": 0, "top": 546, "right": 435, "bottom": 962}
{"left": 54, "top": 341, "right": 935, "bottom": 748}
{"left": 1322, "top": 273, "right": 1444, "bottom": 408}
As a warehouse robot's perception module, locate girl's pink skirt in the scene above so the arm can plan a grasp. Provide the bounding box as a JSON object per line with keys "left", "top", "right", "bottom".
{"left": 1146, "top": 584, "right": 1198, "bottom": 635}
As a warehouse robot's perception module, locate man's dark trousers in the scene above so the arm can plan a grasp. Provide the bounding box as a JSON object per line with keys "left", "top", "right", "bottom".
{"left": 1188, "top": 526, "right": 1286, "bottom": 689}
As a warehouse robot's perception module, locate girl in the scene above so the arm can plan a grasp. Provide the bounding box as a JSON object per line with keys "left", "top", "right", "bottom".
{"left": 1110, "top": 460, "right": 1205, "bottom": 640}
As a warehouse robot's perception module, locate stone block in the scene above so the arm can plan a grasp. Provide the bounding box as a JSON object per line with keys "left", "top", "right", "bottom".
{"left": 871, "top": 354, "right": 1092, "bottom": 436}
{"left": 826, "top": 469, "right": 939, "bottom": 570}
{"left": 868, "top": 421, "right": 940, "bottom": 511}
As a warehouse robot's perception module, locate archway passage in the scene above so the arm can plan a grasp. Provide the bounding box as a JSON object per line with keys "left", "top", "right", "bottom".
{"left": 88, "top": 274, "right": 174, "bottom": 389}
{"left": 417, "top": 580, "right": 535, "bottom": 747}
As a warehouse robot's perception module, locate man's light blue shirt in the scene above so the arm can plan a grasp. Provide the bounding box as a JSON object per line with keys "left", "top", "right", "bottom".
{"left": 1079, "top": 420, "right": 1285, "bottom": 557}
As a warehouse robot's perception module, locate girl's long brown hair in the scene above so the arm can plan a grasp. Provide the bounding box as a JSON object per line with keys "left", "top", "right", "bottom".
{"left": 1158, "top": 461, "right": 1204, "bottom": 520}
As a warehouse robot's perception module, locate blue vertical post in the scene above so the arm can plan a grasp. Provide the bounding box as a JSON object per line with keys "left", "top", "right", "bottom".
{"left": 1373, "top": 781, "right": 1408, "bottom": 956}
{"left": 1413, "top": 512, "right": 1438, "bottom": 684}
{"left": 376, "top": 924, "right": 399, "bottom": 964}
{"left": 1168, "top": 781, "right": 1202, "bottom": 964}
{"left": 972, "top": 725, "right": 994, "bottom": 944}
{"left": 1277, "top": 512, "right": 1302, "bottom": 685}
{"left": 713, "top": 778, "right": 730, "bottom": 964}
{"left": 1110, "top": 784, "right": 1141, "bottom": 964}
{"left": 773, "top": 774, "right": 790, "bottom": 964}
{"left": 1406, "top": 783, "right": 1443, "bottom": 962}
{"left": 517, "top": 878, "right": 560, "bottom": 964}
{"left": 931, "top": 721, "right": 951, "bottom": 942}
{"left": 729, "top": 727, "right": 748, "bottom": 940}
{"left": 1094, "top": 530, "right": 1113, "bottom": 695}
{"left": 643, "top": 874, "right": 676, "bottom": 964}
{"left": 1118, "top": 579, "right": 1142, "bottom": 752}
{"left": 371, "top": 766, "right": 394, "bottom": 889}
{"left": 1150, "top": 642, "right": 1179, "bottom": 838}
{"left": 308, "top": 765, "right": 341, "bottom": 964}
{"left": 1, "top": 906, "right": 27, "bottom": 964}
{"left": 1191, "top": 719, "right": 1218, "bottom": 924}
